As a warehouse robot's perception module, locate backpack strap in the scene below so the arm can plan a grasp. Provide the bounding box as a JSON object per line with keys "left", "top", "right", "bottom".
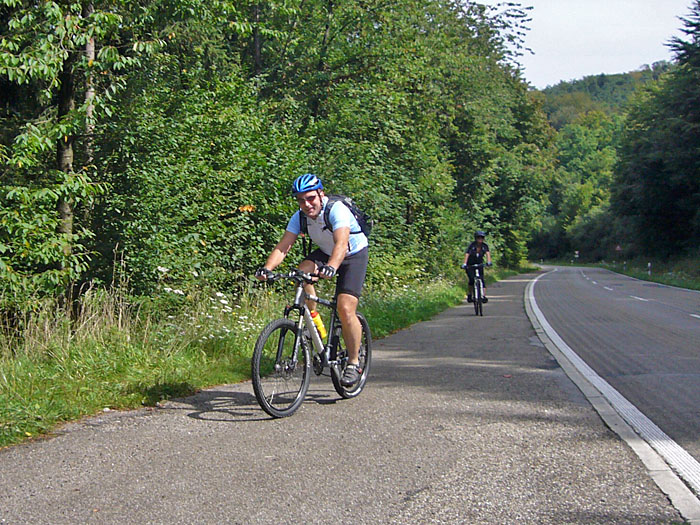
{"left": 322, "top": 196, "right": 362, "bottom": 235}
{"left": 298, "top": 212, "right": 311, "bottom": 258}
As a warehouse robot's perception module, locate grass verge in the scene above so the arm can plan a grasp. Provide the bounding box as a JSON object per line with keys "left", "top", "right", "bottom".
{"left": 0, "top": 266, "right": 526, "bottom": 448}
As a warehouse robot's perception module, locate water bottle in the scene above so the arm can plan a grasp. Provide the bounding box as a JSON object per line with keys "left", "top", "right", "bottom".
{"left": 310, "top": 310, "right": 327, "bottom": 340}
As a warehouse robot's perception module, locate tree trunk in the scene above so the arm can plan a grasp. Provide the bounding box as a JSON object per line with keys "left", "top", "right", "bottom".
{"left": 84, "top": 2, "right": 96, "bottom": 165}
{"left": 57, "top": 55, "right": 76, "bottom": 265}
{"left": 309, "top": 0, "right": 333, "bottom": 119}
{"left": 253, "top": 3, "right": 262, "bottom": 75}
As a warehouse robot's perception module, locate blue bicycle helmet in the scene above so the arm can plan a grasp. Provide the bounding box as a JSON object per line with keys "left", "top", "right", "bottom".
{"left": 475, "top": 230, "right": 486, "bottom": 239}
{"left": 292, "top": 173, "right": 323, "bottom": 194}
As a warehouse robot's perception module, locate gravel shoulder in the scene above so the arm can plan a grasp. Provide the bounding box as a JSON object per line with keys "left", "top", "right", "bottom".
{"left": 0, "top": 272, "right": 682, "bottom": 524}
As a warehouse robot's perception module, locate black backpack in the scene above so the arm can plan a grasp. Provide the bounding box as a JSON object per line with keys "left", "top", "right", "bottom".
{"left": 299, "top": 195, "right": 372, "bottom": 252}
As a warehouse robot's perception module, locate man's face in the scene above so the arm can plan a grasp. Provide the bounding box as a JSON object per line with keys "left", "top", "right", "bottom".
{"left": 476, "top": 236, "right": 484, "bottom": 244}
{"left": 296, "top": 190, "right": 324, "bottom": 219}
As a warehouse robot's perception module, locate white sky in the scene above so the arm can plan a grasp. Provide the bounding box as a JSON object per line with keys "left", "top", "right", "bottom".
{"left": 478, "top": 0, "right": 693, "bottom": 88}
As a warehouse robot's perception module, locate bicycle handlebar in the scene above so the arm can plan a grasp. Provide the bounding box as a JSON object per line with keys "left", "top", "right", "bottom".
{"left": 265, "top": 269, "right": 319, "bottom": 284}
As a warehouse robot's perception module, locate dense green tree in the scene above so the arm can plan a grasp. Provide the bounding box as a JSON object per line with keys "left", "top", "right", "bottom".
{"left": 0, "top": 0, "right": 152, "bottom": 306}
{"left": 613, "top": 0, "right": 700, "bottom": 254}
{"left": 2, "top": 0, "right": 556, "bottom": 315}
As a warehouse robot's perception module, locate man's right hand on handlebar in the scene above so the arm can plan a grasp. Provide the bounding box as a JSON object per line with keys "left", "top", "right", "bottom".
{"left": 255, "top": 267, "right": 274, "bottom": 281}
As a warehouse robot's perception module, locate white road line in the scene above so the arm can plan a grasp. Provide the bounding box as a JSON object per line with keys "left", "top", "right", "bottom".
{"left": 591, "top": 281, "right": 598, "bottom": 285}
{"left": 603, "top": 286, "right": 613, "bottom": 291}
{"left": 630, "top": 296, "right": 649, "bottom": 302}
{"left": 691, "top": 314, "right": 700, "bottom": 320}
{"left": 527, "top": 272, "right": 700, "bottom": 506}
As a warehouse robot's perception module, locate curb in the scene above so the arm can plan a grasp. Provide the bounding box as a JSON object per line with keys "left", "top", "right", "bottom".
{"left": 524, "top": 269, "right": 700, "bottom": 525}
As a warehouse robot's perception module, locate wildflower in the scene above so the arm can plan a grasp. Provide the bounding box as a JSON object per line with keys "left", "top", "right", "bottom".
{"left": 191, "top": 270, "right": 199, "bottom": 277}
{"left": 219, "top": 299, "right": 229, "bottom": 305}
{"left": 157, "top": 266, "right": 170, "bottom": 274}
{"left": 164, "top": 287, "right": 173, "bottom": 293}
{"left": 239, "top": 204, "right": 256, "bottom": 212}
{"left": 215, "top": 292, "right": 225, "bottom": 297}
{"left": 172, "top": 289, "right": 185, "bottom": 295}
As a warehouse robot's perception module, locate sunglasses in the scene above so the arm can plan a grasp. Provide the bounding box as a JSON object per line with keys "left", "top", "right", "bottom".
{"left": 296, "top": 194, "right": 319, "bottom": 205}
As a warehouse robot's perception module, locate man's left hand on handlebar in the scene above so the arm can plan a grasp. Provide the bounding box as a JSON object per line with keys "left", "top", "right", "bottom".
{"left": 318, "top": 264, "right": 336, "bottom": 279}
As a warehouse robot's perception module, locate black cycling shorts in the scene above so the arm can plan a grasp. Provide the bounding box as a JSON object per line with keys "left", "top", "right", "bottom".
{"left": 304, "top": 247, "right": 369, "bottom": 298}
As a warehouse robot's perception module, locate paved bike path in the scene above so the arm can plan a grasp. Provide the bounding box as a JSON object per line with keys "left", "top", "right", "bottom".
{"left": 0, "top": 273, "right": 681, "bottom": 524}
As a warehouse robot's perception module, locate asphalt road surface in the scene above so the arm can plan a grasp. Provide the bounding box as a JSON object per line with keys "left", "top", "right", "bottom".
{"left": 533, "top": 266, "right": 700, "bottom": 468}
{"left": 0, "top": 272, "right": 682, "bottom": 524}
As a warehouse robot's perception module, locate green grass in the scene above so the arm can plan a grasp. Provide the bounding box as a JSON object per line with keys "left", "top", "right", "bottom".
{"left": 0, "top": 266, "right": 526, "bottom": 448}
{"left": 540, "top": 256, "right": 700, "bottom": 291}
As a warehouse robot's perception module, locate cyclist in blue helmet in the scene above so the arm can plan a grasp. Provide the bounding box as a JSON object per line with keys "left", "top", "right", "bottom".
{"left": 255, "top": 174, "right": 369, "bottom": 387}
{"left": 461, "top": 230, "right": 492, "bottom": 303}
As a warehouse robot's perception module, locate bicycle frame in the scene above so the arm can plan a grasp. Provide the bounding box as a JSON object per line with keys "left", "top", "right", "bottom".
{"left": 281, "top": 274, "right": 343, "bottom": 374}
{"left": 474, "top": 266, "right": 484, "bottom": 297}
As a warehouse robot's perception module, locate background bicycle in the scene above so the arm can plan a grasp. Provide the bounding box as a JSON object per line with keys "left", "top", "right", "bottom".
{"left": 467, "top": 263, "right": 486, "bottom": 316}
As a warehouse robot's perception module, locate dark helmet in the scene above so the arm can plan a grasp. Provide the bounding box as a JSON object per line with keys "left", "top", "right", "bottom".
{"left": 475, "top": 230, "right": 486, "bottom": 239}
{"left": 292, "top": 173, "right": 323, "bottom": 194}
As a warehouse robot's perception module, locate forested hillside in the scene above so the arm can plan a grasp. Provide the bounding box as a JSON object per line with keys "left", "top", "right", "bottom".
{"left": 530, "top": 0, "right": 700, "bottom": 263}
{"left": 1, "top": 0, "right": 552, "bottom": 314}
{"left": 541, "top": 63, "right": 670, "bottom": 129}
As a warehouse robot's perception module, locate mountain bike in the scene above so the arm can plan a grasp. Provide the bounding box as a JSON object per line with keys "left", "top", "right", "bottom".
{"left": 468, "top": 263, "right": 486, "bottom": 316}
{"left": 251, "top": 269, "right": 372, "bottom": 418}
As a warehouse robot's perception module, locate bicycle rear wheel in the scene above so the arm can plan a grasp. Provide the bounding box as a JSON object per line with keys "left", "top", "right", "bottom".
{"left": 251, "top": 318, "right": 310, "bottom": 418}
{"left": 331, "top": 313, "right": 372, "bottom": 399}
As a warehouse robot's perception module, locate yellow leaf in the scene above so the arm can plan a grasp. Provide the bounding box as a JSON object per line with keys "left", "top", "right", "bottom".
{"left": 200, "top": 240, "right": 206, "bottom": 246}
{"left": 88, "top": 59, "right": 93, "bottom": 67}
{"left": 25, "top": 432, "right": 32, "bottom": 437}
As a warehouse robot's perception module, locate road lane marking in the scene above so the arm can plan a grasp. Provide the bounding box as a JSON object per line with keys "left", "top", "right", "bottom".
{"left": 591, "top": 281, "right": 598, "bottom": 285}
{"left": 526, "top": 272, "right": 700, "bottom": 514}
{"left": 603, "top": 286, "right": 613, "bottom": 291}
{"left": 630, "top": 296, "right": 649, "bottom": 302}
{"left": 691, "top": 314, "right": 700, "bottom": 320}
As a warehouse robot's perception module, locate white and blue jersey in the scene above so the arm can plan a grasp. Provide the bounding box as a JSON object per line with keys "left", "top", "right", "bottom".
{"left": 286, "top": 197, "right": 369, "bottom": 256}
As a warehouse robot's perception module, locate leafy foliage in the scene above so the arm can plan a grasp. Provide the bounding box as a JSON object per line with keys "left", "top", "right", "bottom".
{"left": 541, "top": 63, "right": 671, "bottom": 129}
{"left": 612, "top": 0, "right": 700, "bottom": 255}
{"left": 531, "top": 2, "right": 700, "bottom": 262}
{"left": 2, "top": 0, "right": 554, "bottom": 315}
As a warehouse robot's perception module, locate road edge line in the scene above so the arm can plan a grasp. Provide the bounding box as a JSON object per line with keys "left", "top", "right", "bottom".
{"left": 524, "top": 270, "right": 700, "bottom": 525}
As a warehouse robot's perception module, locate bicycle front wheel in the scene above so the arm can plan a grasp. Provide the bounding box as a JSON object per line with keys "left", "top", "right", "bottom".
{"left": 477, "top": 280, "right": 484, "bottom": 316}
{"left": 331, "top": 313, "right": 372, "bottom": 399}
{"left": 251, "top": 318, "right": 310, "bottom": 418}
{"left": 473, "top": 284, "right": 480, "bottom": 315}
